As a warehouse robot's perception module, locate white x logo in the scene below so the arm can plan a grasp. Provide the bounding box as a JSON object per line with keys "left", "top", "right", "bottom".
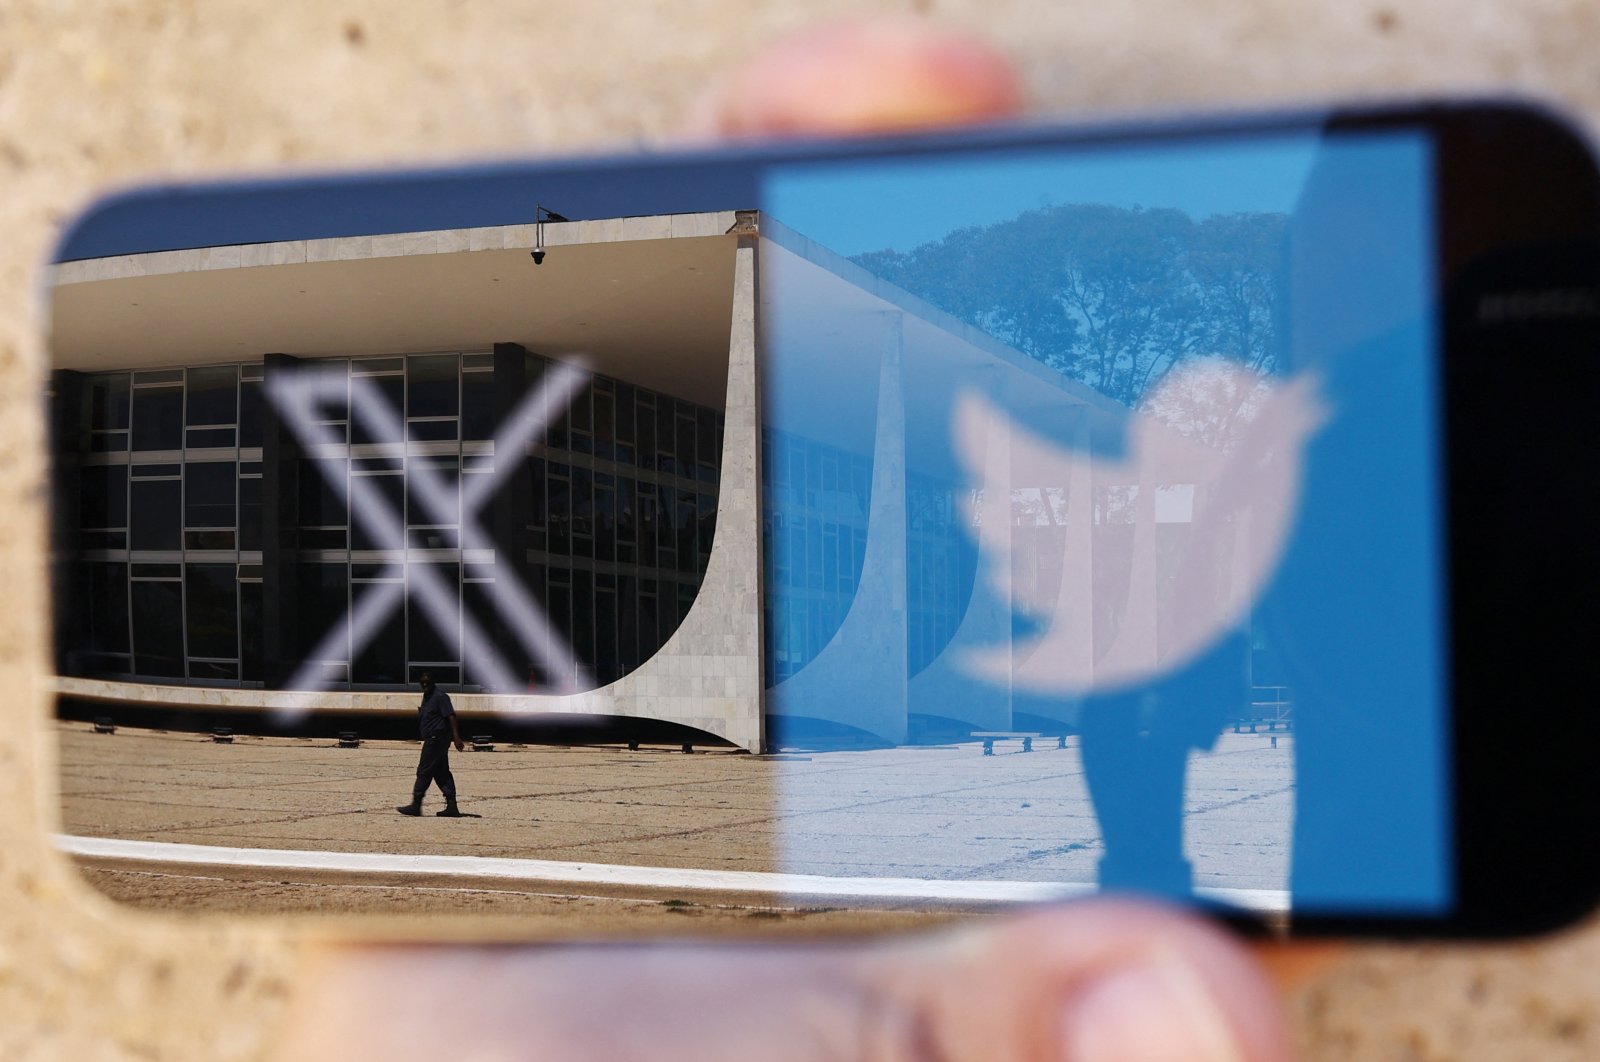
{"left": 266, "top": 358, "right": 593, "bottom": 720}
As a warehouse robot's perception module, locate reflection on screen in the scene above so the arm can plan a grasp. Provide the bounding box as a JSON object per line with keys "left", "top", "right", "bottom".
{"left": 760, "top": 131, "right": 1449, "bottom": 915}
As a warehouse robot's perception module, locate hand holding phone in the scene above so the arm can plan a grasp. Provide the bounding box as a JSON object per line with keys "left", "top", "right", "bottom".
{"left": 264, "top": 32, "right": 1294, "bottom": 1062}
{"left": 46, "top": 16, "right": 1600, "bottom": 1062}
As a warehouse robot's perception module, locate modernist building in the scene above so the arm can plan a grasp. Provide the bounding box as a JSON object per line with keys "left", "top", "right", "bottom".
{"left": 49, "top": 208, "right": 1122, "bottom": 753}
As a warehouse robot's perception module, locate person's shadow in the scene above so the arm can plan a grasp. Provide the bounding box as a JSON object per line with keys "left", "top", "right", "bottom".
{"left": 1079, "top": 630, "right": 1250, "bottom": 898}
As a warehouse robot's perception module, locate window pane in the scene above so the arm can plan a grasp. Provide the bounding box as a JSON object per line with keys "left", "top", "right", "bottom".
{"left": 636, "top": 400, "right": 655, "bottom": 471}
{"left": 595, "top": 584, "right": 618, "bottom": 685}
{"left": 294, "top": 563, "right": 349, "bottom": 662}
{"left": 238, "top": 378, "right": 264, "bottom": 448}
{"left": 189, "top": 660, "right": 238, "bottom": 681}
{"left": 306, "top": 360, "right": 350, "bottom": 423}
{"left": 463, "top": 580, "right": 513, "bottom": 690}
{"left": 351, "top": 474, "right": 404, "bottom": 551}
{"left": 131, "top": 386, "right": 182, "bottom": 451}
{"left": 90, "top": 374, "right": 131, "bottom": 432}
{"left": 132, "top": 563, "right": 181, "bottom": 579}
{"left": 185, "top": 427, "right": 236, "bottom": 448}
{"left": 407, "top": 354, "right": 458, "bottom": 418}
{"left": 407, "top": 419, "right": 458, "bottom": 443}
{"left": 185, "top": 563, "right": 237, "bottom": 659}
{"left": 240, "top": 579, "right": 263, "bottom": 681}
{"left": 86, "top": 562, "right": 129, "bottom": 658}
{"left": 184, "top": 530, "right": 236, "bottom": 550}
{"left": 238, "top": 477, "right": 262, "bottom": 552}
{"left": 572, "top": 569, "right": 594, "bottom": 676}
{"left": 462, "top": 371, "right": 496, "bottom": 441}
{"left": 406, "top": 456, "right": 458, "bottom": 529}
{"left": 185, "top": 366, "right": 237, "bottom": 427}
{"left": 546, "top": 466, "right": 570, "bottom": 555}
{"left": 570, "top": 383, "right": 592, "bottom": 432}
{"left": 352, "top": 596, "right": 406, "bottom": 685}
{"left": 298, "top": 458, "right": 348, "bottom": 527}
{"left": 592, "top": 389, "right": 614, "bottom": 460}
{"left": 657, "top": 485, "right": 676, "bottom": 568}
{"left": 299, "top": 528, "right": 347, "bottom": 550}
{"left": 638, "top": 487, "right": 657, "bottom": 558}
{"left": 656, "top": 404, "right": 675, "bottom": 473}
{"left": 131, "top": 580, "right": 184, "bottom": 677}
{"left": 543, "top": 579, "right": 571, "bottom": 687}
{"left": 462, "top": 472, "right": 492, "bottom": 552}
{"left": 80, "top": 465, "right": 127, "bottom": 530}
{"left": 615, "top": 384, "right": 635, "bottom": 446}
{"left": 527, "top": 457, "right": 546, "bottom": 530}
{"left": 408, "top": 664, "right": 459, "bottom": 686}
{"left": 407, "top": 563, "right": 460, "bottom": 662}
{"left": 676, "top": 410, "right": 696, "bottom": 476}
{"left": 350, "top": 375, "right": 404, "bottom": 445}
{"left": 130, "top": 479, "right": 181, "bottom": 550}
{"left": 639, "top": 580, "right": 660, "bottom": 661}
{"left": 595, "top": 478, "right": 615, "bottom": 563}
{"left": 616, "top": 479, "right": 635, "bottom": 545}
{"left": 617, "top": 574, "right": 639, "bottom": 673}
{"left": 677, "top": 489, "right": 697, "bottom": 574}
{"left": 571, "top": 467, "right": 593, "bottom": 558}
{"left": 185, "top": 462, "right": 237, "bottom": 528}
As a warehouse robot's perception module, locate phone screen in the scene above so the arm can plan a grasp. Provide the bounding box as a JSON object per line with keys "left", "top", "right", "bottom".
{"left": 758, "top": 130, "right": 1448, "bottom": 915}
{"left": 48, "top": 117, "right": 1452, "bottom": 926}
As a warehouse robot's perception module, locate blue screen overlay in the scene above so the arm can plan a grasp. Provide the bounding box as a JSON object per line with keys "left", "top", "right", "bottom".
{"left": 760, "top": 131, "right": 1449, "bottom": 915}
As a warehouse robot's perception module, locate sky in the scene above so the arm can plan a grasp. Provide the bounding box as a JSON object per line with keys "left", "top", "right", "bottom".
{"left": 63, "top": 127, "right": 1320, "bottom": 262}
{"left": 762, "top": 132, "right": 1321, "bottom": 259}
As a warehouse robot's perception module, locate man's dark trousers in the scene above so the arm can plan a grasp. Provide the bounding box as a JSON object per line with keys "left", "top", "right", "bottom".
{"left": 413, "top": 732, "right": 457, "bottom": 804}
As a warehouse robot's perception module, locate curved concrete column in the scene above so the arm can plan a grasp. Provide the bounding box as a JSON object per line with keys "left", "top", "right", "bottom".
{"left": 767, "top": 311, "right": 909, "bottom": 744}
{"left": 494, "top": 229, "right": 767, "bottom": 750}
{"left": 907, "top": 368, "right": 1012, "bottom": 734}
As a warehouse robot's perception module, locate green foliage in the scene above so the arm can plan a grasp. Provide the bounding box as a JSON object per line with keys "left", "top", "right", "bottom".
{"left": 851, "top": 204, "right": 1288, "bottom": 407}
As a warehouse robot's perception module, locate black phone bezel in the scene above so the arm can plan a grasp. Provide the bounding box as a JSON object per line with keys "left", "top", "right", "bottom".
{"left": 1324, "top": 102, "right": 1600, "bottom": 939}
{"left": 52, "top": 99, "right": 1600, "bottom": 939}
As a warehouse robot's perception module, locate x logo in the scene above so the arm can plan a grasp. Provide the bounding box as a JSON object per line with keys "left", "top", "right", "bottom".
{"left": 266, "top": 359, "right": 593, "bottom": 719}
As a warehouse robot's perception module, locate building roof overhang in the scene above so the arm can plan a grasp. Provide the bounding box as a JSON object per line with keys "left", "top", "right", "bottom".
{"left": 50, "top": 208, "right": 1124, "bottom": 432}
{"left": 50, "top": 212, "right": 744, "bottom": 409}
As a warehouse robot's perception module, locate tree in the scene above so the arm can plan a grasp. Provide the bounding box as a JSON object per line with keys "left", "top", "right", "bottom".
{"left": 851, "top": 204, "right": 1287, "bottom": 408}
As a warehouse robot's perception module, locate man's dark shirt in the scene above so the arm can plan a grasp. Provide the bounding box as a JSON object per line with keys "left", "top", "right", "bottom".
{"left": 418, "top": 686, "right": 455, "bottom": 739}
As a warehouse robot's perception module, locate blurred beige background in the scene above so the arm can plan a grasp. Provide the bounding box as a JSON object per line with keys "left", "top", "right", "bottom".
{"left": 5, "top": 1, "right": 1600, "bottom": 1058}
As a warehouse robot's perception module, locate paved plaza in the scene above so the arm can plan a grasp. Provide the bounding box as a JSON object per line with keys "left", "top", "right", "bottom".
{"left": 55, "top": 720, "right": 1293, "bottom": 922}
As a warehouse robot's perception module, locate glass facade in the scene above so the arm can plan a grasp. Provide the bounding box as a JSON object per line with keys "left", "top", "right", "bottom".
{"left": 760, "top": 428, "right": 974, "bottom": 688}
{"left": 761, "top": 428, "right": 871, "bottom": 687}
{"left": 55, "top": 350, "right": 722, "bottom": 693}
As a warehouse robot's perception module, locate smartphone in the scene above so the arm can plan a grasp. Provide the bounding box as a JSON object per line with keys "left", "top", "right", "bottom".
{"left": 45, "top": 99, "right": 1600, "bottom": 939}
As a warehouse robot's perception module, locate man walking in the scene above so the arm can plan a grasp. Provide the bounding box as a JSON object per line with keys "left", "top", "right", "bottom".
{"left": 397, "top": 671, "right": 466, "bottom": 817}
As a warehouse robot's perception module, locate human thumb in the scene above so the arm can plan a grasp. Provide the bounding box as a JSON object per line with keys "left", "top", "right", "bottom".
{"left": 271, "top": 899, "right": 1290, "bottom": 1061}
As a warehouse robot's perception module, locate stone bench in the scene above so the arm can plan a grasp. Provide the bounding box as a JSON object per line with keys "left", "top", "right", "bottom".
{"left": 971, "top": 731, "right": 1065, "bottom": 755}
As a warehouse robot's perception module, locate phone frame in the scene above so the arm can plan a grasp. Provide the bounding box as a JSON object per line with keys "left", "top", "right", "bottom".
{"left": 49, "top": 98, "right": 1600, "bottom": 939}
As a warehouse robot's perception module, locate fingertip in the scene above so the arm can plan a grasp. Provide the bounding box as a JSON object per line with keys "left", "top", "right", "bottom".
{"left": 909, "top": 900, "right": 1295, "bottom": 1062}
{"left": 693, "top": 17, "right": 1024, "bottom": 140}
